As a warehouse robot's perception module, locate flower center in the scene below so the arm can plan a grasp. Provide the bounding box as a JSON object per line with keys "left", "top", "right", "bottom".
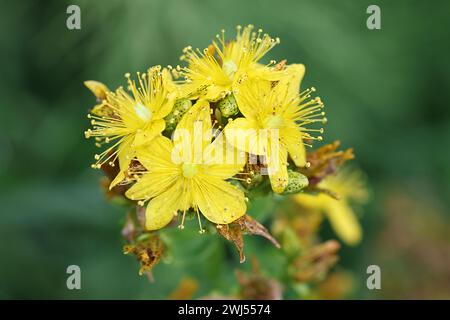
{"left": 222, "top": 60, "right": 238, "bottom": 80}
{"left": 134, "top": 103, "right": 152, "bottom": 122}
{"left": 264, "top": 114, "right": 284, "bottom": 129}
{"left": 182, "top": 163, "right": 198, "bottom": 179}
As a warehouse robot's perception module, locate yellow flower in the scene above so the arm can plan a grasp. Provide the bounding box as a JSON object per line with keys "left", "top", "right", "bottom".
{"left": 294, "top": 168, "right": 369, "bottom": 246}
{"left": 84, "top": 66, "right": 177, "bottom": 188}
{"left": 178, "top": 25, "right": 281, "bottom": 101}
{"left": 225, "top": 65, "right": 326, "bottom": 193}
{"left": 125, "top": 100, "right": 246, "bottom": 231}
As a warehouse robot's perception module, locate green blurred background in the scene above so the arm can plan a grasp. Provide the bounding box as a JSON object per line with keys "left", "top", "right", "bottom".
{"left": 1, "top": 0, "right": 449, "bottom": 299}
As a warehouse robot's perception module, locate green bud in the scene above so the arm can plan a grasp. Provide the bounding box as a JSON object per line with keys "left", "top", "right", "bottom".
{"left": 283, "top": 170, "right": 309, "bottom": 194}
{"left": 165, "top": 99, "right": 192, "bottom": 131}
{"left": 217, "top": 94, "right": 239, "bottom": 117}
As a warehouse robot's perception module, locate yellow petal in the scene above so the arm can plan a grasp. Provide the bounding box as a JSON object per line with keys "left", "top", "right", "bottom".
{"left": 161, "top": 68, "right": 177, "bottom": 92}
{"left": 153, "top": 96, "right": 176, "bottom": 120}
{"left": 281, "top": 124, "right": 306, "bottom": 167}
{"left": 132, "top": 119, "right": 165, "bottom": 148}
{"left": 233, "top": 79, "right": 271, "bottom": 120}
{"left": 153, "top": 69, "right": 177, "bottom": 119}
{"left": 84, "top": 80, "right": 110, "bottom": 100}
{"left": 224, "top": 118, "right": 266, "bottom": 155}
{"left": 145, "top": 182, "right": 184, "bottom": 230}
{"left": 287, "top": 140, "right": 306, "bottom": 167}
{"left": 202, "top": 132, "right": 246, "bottom": 179}
{"left": 324, "top": 200, "right": 362, "bottom": 246}
{"left": 109, "top": 171, "right": 126, "bottom": 190}
{"left": 125, "top": 173, "right": 177, "bottom": 201}
{"left": 178, "top": 81, "right": 210, "bottom": 101}
{"left": 135, "top": 136, "right": 178, "bottom": 173}
{"left": 173, "top": 100, "right": 212, "bottom": 162}
{"left": 176, "top": 99, "right": 212, "bottom": 136}
{"left": 267, "top": 144, "right": 289, "bottom": 193}
{"left": 193, "top": 176, "right": 246, "bottom": 224}
{"left": 281, "top": 64, "right": 305, "bottom": 97}
{"left": 126, "top": 136, "right": 181, "bottom": 202}
{"left": 109, "top": 137, "right": 134, "bottom": 189}
{"left": 205, "top": 84, "right": 230, "bottom": 102}
{"left": 247, "top": 63, "right": 284, "bottom": 82}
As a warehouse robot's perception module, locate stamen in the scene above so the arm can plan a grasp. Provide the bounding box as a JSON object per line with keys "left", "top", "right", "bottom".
{"left": 195, "top": 207, "right": 205, "bottom": 234}
{"left": 178, "top": 209, "right": 186, "bottom": 230}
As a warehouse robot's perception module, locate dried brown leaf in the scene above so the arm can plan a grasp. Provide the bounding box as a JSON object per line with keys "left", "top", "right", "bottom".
{"left": 216, "top": 223, "right": 245, "bottom": 263}
{"left": 217, "top": 215, "right": 280, "bottom": 263}
{"left": 237, "top": 215, "right": 281, "bottom": 248}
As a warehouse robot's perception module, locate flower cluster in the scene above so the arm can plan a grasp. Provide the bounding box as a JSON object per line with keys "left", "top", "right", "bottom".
{"left": 84, "top": 25, "right": 367, "bottom": 276}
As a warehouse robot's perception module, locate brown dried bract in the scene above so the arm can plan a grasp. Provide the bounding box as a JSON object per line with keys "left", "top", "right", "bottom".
{"left": 217, "top": 222, "right": 245, "bottom": 262}
{"left": 217, "top": 215, "right": 280, "bottom": 263}
{"left": 300, "top": 140, "right": 354, "bottom": 187}
{"left": 238, "top": 215, "right": 281, "bottom": 248}
{"left": 123, "top": 234, "right": 164, "bottom": 277}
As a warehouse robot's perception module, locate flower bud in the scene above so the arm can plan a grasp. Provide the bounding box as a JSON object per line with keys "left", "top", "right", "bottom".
{"left": 283, "top": 170, "right": 309, "bottom": 194}
{"left": 217, "top": 94, "right": 239, "bottom": 117}
{"left": 165, "top": 99, "right": 192, "bottom": 131}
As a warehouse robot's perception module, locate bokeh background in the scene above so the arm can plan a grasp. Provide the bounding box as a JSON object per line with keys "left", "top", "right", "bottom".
{"left": 1, "top": 0, "right": 449, "bottom": 299}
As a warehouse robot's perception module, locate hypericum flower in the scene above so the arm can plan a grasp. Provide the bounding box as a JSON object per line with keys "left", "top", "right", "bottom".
{"left": 84, "top": 66, "right": 177, "bottom": 188}
{"left": 224, "top": 65, "right": 326, "bottom": 193}
{"left": 177, "top": 25, "right": 282, "bottom": 101}
{"left": 125, "top": 100, "right": 246, "bottom": 231}
{"left": 293, "top": 168, "right": 369, "bottom": 246}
